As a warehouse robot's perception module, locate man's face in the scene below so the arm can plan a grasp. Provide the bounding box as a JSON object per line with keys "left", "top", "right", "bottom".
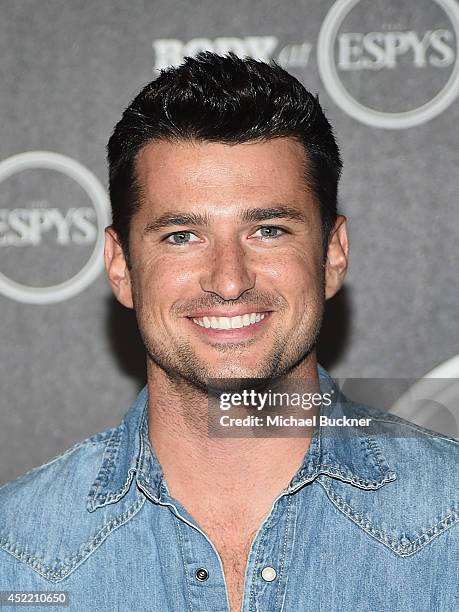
{"left": 107, "top": 137, "right": 346, "bottom": 388}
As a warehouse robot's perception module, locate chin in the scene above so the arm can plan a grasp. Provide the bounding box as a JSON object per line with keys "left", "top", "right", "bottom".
{"left": 207, "top": 359, "right": 271, "bottom": 377}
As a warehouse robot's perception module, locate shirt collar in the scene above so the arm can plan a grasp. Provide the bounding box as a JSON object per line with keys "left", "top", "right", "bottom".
{"left": 87, "top": 365, "right": 396, "bottom": 511}
{"left": 86, "top": 386, "right": 154, "bottom": 511}
{"left": 286, "top": 365, "right": 396, "bottom": 492}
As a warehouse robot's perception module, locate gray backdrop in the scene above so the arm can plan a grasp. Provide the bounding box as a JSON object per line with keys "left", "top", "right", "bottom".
{"left": 1, "top": 0, "right": 458, "bottom": 485}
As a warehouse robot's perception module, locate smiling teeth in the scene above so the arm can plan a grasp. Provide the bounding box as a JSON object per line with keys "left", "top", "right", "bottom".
{"left": 192, "top": 313, "right": 266, "bottom": 329}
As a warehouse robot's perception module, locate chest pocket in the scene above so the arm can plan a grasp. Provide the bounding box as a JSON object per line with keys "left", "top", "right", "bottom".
{"left": 317, "top": 475, "right": 458, "bottom": 557}
{"left": 0, "top": 493, "right": 145, "bottom": 583}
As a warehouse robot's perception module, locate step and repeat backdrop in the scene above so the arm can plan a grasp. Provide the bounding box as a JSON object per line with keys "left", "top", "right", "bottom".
{"left": 1, "top": 0, "right": 458, "bottom": 484}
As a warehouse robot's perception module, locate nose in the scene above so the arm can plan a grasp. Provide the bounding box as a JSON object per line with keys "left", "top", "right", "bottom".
{"left": 199, "top": 238, "right": 255, "bottom": 301}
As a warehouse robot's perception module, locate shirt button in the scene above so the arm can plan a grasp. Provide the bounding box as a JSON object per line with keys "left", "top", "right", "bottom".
{"left": 195, "top": 567, "right": 209, "bottom": 581}
{"left": 261, "top": 566, "right": 277, "bottom": 582}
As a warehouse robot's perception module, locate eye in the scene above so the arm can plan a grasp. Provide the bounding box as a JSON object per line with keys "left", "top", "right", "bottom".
{"left": 252, "top": 226, "right": 285, "bottom": 239}
{"left": 164, "top": 231, "right": 199, "bottom": 245}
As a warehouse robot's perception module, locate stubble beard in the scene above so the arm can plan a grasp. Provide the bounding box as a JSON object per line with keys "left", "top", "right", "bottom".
{"left": 136, "top": 295, "right": 325, "bottom": 394}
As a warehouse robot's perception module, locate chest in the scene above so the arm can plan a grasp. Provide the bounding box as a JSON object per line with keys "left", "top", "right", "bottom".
{"left": 177, "top": 499, "right": 275, "bottom": 611}
{"left": 213, "top": 534, "right": 255, "bottom": 612}
{"left": 197, "top": 516, "right": 259, "bottom": 612}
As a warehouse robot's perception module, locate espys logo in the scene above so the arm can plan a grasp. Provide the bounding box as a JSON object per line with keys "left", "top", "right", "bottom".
{"left": 317, "top": 0, "right": 459, "bottom": 128}
{"left": 153, "top": 0, "right": 459, "bottom": 129}
{"left": 0, "top": 152, "right": 110, "bottom": 305}
{"left": 390, "top": 353, "right": 459, "bottom": 437}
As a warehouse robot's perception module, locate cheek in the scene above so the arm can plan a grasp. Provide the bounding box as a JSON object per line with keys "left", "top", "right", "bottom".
{"left": 134, "top": 254, "right": 197, "bottom": 314}
{"left": 154, "top": 265, "right": 194, "bottom": 293}
{"left": 258, "top": 249, "right": 323, "bottom": 296}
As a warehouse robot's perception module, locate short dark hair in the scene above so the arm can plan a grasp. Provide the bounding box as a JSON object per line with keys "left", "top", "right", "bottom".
{"left": 107, "top": 51, "right": 342, "bottom": 266}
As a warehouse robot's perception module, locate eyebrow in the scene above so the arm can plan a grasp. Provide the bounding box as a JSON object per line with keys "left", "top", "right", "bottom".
{"left": 142, "top": 206, "right": 309, "bottom": 234}
{"left": 240, "top": 206, "right": 308, "bottom": 224}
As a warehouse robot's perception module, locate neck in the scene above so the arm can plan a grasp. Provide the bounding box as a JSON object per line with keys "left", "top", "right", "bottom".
{"left": 146, "top": 354, "right": 321, "bottom": 509}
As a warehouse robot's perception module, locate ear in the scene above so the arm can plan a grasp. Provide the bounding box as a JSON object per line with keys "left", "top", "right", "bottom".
{"left": 104, "top": 226, "right": 134, "bottom": 309}
{"left": 324, "top": 215, "right": 349, "bottom": 300}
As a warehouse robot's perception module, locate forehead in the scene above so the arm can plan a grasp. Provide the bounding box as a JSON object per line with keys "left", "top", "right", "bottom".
{"left": 134, "top": 138, "right": 315, "bottom": 214}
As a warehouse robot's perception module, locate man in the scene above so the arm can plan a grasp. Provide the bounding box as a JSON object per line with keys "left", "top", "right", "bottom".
{"left": 0, "top": 52, "right": 457, "bottom": 612}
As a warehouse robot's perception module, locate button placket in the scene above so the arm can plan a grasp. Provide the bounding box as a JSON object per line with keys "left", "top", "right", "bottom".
{"left": 245, "top": 492, "right": 298, "bottom": 612}
{"left": 173, "top": 511, "right": 230, "bottom": 611}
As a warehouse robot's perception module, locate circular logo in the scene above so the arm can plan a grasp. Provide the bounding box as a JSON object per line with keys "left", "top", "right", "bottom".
{"left": 317, "top": 0, "right": 459, "bottom": 128}
{"left": 0, "top": 151, "right": 110, "bottom": 304}
{"left": 390, "top": 354, "right": 459, "bottom": 437}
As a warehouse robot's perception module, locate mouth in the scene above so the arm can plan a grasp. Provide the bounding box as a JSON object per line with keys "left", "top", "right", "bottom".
{"left": 185, "top": 311, "right": 272, "bottom": 340}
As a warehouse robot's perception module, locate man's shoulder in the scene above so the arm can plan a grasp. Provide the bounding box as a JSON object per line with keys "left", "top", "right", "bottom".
{"left": 0, "top": 427, "right": 114, "bottom": 507}
{"left": 0, "top": 423, "right": 144, "bottom": 582}
{"left": 347, "top": 399, "right": 459, "bottom": 484}
{"left": 349, "top": 398, "right": 459, "bottom": 452}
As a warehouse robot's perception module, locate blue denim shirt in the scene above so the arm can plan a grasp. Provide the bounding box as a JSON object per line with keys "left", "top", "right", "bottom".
{"left": 0, "top": 366, "right": 458, "bottom": 611}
